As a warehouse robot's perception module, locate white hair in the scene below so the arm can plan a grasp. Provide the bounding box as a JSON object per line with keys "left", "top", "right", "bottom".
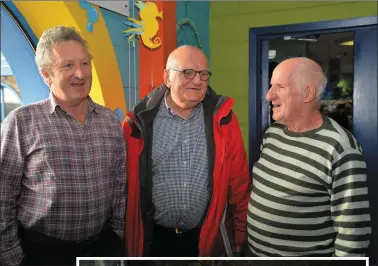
{"left": 289, "top": 60, "right": 328, "bottom": 102}
{"left": 316, "top": 73, "right": 328, "bottom": 101}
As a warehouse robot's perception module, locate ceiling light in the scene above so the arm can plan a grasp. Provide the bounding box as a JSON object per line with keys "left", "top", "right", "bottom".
{"left": 339, "top": 40, "right": 354, "bottom": 46}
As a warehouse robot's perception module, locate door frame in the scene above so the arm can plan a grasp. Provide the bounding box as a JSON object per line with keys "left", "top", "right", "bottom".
{"left": 249, "top": 16, "right": 377, "bottom": 262}
{"left": 249, "top": 16, "right": 377, "bottom": 167}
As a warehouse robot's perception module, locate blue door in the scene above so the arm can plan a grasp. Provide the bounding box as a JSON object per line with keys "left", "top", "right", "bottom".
{"left": 353, "top": 27, "right": 377, "bottom": 264}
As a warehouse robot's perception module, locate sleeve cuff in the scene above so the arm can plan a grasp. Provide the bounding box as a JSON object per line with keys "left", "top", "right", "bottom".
{"left": 0, "top": 244, "right": 24, "bottom": 266}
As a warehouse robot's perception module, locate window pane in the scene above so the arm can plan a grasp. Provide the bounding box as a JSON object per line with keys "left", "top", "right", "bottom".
{"left": 1, "top": 51, "right": 21, "bottom": 122}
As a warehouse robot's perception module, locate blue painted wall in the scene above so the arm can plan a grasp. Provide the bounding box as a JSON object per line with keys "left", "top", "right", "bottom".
{"left": 2, "top": 2, "right": 38, "bottom": 47}
{"left": 176, "top": 1, "right": 210, "bottom": 62}
{"left": 100, "top": 7, "right": 139, "bottom": 111}
{"left": 1, "top": 5, "right": 49, "bottom": 105}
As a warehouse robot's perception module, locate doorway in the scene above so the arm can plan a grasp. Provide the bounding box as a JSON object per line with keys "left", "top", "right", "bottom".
{"left": 268, "top": 31, "right": 354, "bottom": 132}
{"left": 249, "top": 16, "right": 377, "bottom": 263}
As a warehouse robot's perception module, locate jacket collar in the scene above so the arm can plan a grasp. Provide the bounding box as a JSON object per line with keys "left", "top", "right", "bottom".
{"left": 132, "top": 84, "right": 168, "bottom": 116}
{"left": 128, "top": 84, "right": 234, "bottom": 136}
{"left": 132, "top": 84, "right": 229, "bottom": 115}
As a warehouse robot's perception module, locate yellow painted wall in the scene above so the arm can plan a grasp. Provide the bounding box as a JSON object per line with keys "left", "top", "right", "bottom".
{"left": 13, "top": 1, "right": 127, "bottom": 113}
{"left": 209, "top": 1, "right": 378, "bottom": 154}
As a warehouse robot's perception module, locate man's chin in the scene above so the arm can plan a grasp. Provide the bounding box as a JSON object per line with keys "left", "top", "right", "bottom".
{"left": 71, "top": 93, "right": 90, "bottom": 102}
{"left": 186, "top": 95, "right": 205, "bottom": 102}
{"left": 272, "top": 114, "right": 281, "bottom": 122}
{"left": 181, "top": 100, "right": 201, "bottom": 109}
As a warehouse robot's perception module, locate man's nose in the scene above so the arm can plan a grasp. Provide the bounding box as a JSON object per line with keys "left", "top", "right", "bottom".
{"left": 74, "top": 65, "right": 85, "bottom": 79}
{"left": 266, "top": 87, "right": 274, "bottom": 102}
{"left": 192, "top": 72, "right": 202, "bottom": 85}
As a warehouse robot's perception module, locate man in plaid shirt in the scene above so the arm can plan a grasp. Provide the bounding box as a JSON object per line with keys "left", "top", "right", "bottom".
{"left": 0, "top": 26, "right": 126, "bottom": 265}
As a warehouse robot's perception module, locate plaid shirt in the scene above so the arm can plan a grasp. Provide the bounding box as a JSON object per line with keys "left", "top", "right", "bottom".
{"left": 0, "top": 94, "right": 127, "bottom": 266}
{"left": 151, "top": 93, "right": 208, "bottom": 229}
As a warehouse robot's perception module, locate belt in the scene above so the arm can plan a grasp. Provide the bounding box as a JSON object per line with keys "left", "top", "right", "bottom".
{"left": 19, "top": 222, "right": 110, "bottom": 249}
{"left": 175, "top": 228, "right": 189, "bottom": 234}
{"left": 154, "top": 224, "right": 199, "bottom": 235}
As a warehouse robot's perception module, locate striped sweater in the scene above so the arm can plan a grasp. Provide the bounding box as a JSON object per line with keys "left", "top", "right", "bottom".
{"left": 247, "top": 116, "right": 371, "bottom": 257}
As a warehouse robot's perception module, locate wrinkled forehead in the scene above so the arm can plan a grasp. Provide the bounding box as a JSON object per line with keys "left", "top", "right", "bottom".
{"left": 174, "top": 51, "right": 208, "bottom": 70}
{"left": 50, "top": 41, "right": 90, "bottom": 60}
{"left": 271, "top": 65, "right": 293, "bottom": 84}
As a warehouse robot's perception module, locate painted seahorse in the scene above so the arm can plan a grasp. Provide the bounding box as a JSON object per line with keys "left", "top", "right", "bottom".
{"left": 123, "top": 1, "right": 163, "bottom": 49}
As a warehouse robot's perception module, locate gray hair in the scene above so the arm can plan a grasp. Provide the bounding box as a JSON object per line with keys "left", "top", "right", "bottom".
{"left": 35, "top": 26, "right": 92, "bottom": 71}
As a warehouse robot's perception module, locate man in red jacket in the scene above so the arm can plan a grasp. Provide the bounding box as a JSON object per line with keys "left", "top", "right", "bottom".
{"left": 122, "top": 45, "right": 251, "bottom": 257}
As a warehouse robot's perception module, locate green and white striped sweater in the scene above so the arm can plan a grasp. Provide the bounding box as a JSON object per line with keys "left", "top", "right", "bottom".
{"left": 247, "top": 116, "right": 371, "bottom": 257}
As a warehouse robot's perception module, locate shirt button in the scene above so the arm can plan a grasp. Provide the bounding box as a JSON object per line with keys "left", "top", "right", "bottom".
{"left": 183, "top": 204, "right": 187, "bottom": 209}
{"left": 183, "top": 161, "right": 187, "bottom": 165}
{"left": 183, "top": 182, "right": 187, "bottom": 187}
{"left": 184, "top": 140, "right": 187, "bottom": 144}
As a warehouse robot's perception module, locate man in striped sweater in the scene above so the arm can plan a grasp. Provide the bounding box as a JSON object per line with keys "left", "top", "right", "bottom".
{"left": 247, "top": 57, "right": 371, "bottom": 257}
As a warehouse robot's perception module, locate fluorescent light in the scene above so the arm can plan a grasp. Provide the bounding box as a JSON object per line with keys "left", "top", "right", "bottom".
{"left": 284, "top": 36, "right": 318, "bottom": 42}
{"left": 296, "top": 38, "right": 318, "bottom": 43}
{"left": 340, "top": 40, "right": 354, "bottom": 46}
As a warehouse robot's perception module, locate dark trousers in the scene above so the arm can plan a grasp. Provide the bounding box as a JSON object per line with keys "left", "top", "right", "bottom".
{"left": 149, "top": 225, "right": 200, "bottom": 257}
{"left": 20, "top": 224, "right": 122, "bottom": 265}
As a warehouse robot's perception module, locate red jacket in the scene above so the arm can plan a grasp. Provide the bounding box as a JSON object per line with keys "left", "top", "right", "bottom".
{"left": 122, "top": 85, "right": 251, "bottom": 256}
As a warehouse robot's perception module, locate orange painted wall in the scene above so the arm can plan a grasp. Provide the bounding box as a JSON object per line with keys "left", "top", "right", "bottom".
{"left": 139, "top": 1, "right": 176, "bottom": 98}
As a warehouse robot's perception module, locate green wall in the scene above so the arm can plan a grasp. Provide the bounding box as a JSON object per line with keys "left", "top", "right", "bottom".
{"left": 209, "top": 1, "right": 378, "bottom": 156}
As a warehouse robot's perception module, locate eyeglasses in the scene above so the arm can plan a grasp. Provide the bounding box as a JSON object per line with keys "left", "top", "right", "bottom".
{"left": 169, "top": 68, "right": 212, "bottom": 81}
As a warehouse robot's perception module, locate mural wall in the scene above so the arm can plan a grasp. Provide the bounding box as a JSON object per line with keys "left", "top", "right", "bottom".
{"left": 177, "top": 1, "right": 210, "bottom": 60}
{"left": 1, "top": 1, "right": 210, "bottom": 122}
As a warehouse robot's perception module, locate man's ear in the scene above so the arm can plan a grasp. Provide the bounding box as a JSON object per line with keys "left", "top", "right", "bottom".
{"left": 304, "top": 84, "right": 316, "bottom": 103}
{"left": 163, "top": 69, "right": 171, "bottom": 88}
{"left": 40, "top": 69, "right": 52, "bottom": 87}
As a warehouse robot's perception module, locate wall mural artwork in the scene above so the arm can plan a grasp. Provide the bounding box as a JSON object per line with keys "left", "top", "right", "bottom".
{"left": 177, "top": 18, "right": 202, "bottom": 49}
{"left": 79, "top": 1, "right": 99, "bottom": 32}
{"left": 123, "top": 1, "right": 163, "bottom": 49}
{"left": 87, "top": 1, "right": 129, "bottom": 17}
{"left": 176, "top": 2, "right": 204, "bottom": 51}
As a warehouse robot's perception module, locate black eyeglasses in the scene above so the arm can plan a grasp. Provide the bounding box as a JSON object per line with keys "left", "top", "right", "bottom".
{"left": 169, "top": 68, "right": 212, "bottom": 81}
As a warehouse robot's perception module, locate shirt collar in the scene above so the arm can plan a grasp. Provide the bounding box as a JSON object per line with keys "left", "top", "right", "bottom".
{"left": 163, "top": 90, "right": 202, "bottom": 118}
{"left": 48, "top": 92, "right": 99, "bottom": 114}
{"left": 48, "top": 92, "right": 59, "bottom": 114}
{"left": 164, "top": 90, "right": 175, "bottom": 115}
